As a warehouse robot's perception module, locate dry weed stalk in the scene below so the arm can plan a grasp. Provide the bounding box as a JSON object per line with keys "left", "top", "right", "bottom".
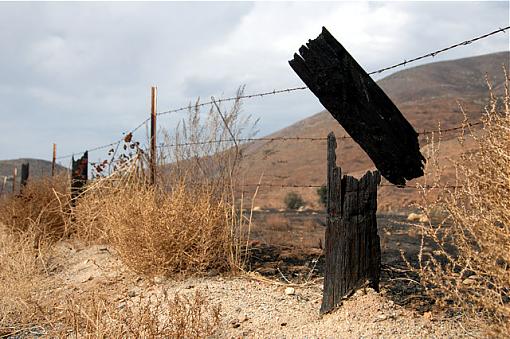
{"left": 160, "top": 86, "right": 258, "bottom": 272}
{"left": 0, "top": 224, "right": 52, "bottom": 335}
{"left": 75, "top": 87, "right": 257, "bottom": 275}
{"left": 53, "top": 290, "right": 220, "bottom": 338}
{"left": 405, "top": 70, "right": 510, "bottom": 335}
{"left": 77, "top": 178, "right": 231, "bottom": 276}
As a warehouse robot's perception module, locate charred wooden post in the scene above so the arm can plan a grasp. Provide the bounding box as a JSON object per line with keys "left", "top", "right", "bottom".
{"left": 52, "top": 143, "right": 57, "bottom": 177}
{"left": 321, "top": 132, "right": 381, "bottom": 314}
{"left": 20, "top": 163, "right": 29, "bottom": 188}
{"left": 289, "top": 27, "right": 425, "bottom": 186}
{"left": 71, "top": 151, "right": 88, "bottom": 206}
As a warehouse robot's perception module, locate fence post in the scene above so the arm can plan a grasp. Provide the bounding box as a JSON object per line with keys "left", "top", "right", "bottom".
{"left": 150, "top": 86, "right": 157, "bottom": 185}
{"left": 12, "top": 166, "right": 17, "bottom": 194}
{"left": 321, "top": 132, "right": 381, "bottom": 314}
{"left": 289, "top": 27, "right": 425, "bottom": 186}
{"left": 52, "top": 143, "right": 56, "bottom": 177}
{"left": 71, "top": 151, "right": 88, "bottom": 207}
{"left": 21, "top": 163, "right": 29, "bottom": 188}
{"left": 1, "top": 176, "right": 6, "bottom": 195}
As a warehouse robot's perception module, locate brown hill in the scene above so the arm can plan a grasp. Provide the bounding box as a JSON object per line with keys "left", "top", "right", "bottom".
{"left": 0, "top": 158, "right": 67, "bottom": 193}
{"left": 239, "top": 51, "right": 509, "bottom": 211}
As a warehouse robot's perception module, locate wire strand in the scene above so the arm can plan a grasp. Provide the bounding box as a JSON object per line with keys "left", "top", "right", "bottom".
{"left": 54, "top": 26, "right": 508, "bottom": 160}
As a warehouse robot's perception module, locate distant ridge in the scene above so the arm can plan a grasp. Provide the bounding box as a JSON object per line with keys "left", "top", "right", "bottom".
{"left": 0, "top": 158, "right": 68, "bottom": 192}
{"left": 240, "top": 51, "right": 509, "bottom": 210}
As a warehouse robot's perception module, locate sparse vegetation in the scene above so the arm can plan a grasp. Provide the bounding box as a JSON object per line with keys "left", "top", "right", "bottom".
{"left": 0, "top": 174, "right": 71, "bottom": 240}
{"left": 0, "top": 90, "right": 254, "bottom": 336}
{"left": 284, "top": 191, "right": 305, "bottom": 210}
{"left": 76, "top": 180, "right": 231, "bottom": 276}
{"left": 73, "top": 87, "right": 256, "bottom": 276}
{"left": 405, "top": 72, "right": 510, "bottom": 336}
{"left": 317, "top": 185, "right": 327, "bottom": 208}
{"left": 55, "top": 290, "right": 221, "bottom": 338}
{"left": 1, "top": 59, "right": 508, "bottom": 336}
{"left": 0, "top": 223, "right": 51, "bottom": 332}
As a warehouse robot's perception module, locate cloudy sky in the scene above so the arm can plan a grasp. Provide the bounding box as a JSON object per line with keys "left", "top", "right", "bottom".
{"left": 0, "top": 1, "right": 508, "bottom": 164}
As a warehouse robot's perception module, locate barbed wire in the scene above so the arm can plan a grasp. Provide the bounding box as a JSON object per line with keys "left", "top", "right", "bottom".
{"left": 157, "top": 86, "right": 308, "bottom": 116}
{"left": 56, "top": 120, "right": 149, "bottom": 160}
{"left": 53, "top": 26, "right": 507, "bottom": 160}
{"left": 156, "top": 25, "right": 509, "bottom": 114}
{"left": 418, "top": 121, "right": 482, "bottom": 135}
{"left": 236, "top": 183, "right": 463, "bottom": 190}
{"left": 156, "top": 120, "right": 483, "bottom": 149}
{"left": 157, "top": 136, "right": 328, "bottom": 149}
{"left": 368, "top": 26, "right": 509, "bottom": 75}
{"left": 57, "top": 118, "right": 484, "bottom": 160}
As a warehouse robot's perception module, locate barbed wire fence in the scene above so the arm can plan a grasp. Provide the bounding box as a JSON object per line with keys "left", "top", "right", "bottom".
{"left": 47, "top": 26, "right": 508, "bottom": 193}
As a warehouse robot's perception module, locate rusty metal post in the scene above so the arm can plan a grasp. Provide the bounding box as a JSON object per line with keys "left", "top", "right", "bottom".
{"left": 150, "top": 86, "right": 157, "bottom": 185}
{"left": 52, "top": 143, "right": 56, "bottom": 176}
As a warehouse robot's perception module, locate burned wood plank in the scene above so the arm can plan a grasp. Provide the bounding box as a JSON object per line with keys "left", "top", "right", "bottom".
{"left": 71, "top": 151, "right": 88, "bottom": 206}
{"left": 321, "top": 132, "right": 381, "bottom": 314}
{"left": 20, "top": 163, "right": 29, "bottom": 187}
{"left": 289, "top": 27, "right": 425, "bottom": 186}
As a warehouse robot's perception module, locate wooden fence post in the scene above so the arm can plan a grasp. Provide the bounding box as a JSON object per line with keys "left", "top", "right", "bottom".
{"left": 289, "top": 27, "right": 425, "bottom": 186}
{"left": 71, "top": 151, "right": 88, "bottom": 207}
{"left": 52, "top": 143, "right": 56, "bottom": 177}
{"left": 1, "top": 176, "right": 6, "bottom": 195}
{"left": 20, "top": 163, "right": 29, "bottom": 188}
{"left": 321, "top": 132, "right": 381, "bottom": 314}
{"left": 12, "top": 166, "right": 17, "bottom": 194}
{"left": 150, "top": 86, "right": 157, "bottom": 185}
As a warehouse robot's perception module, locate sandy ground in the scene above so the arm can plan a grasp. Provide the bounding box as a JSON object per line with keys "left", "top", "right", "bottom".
{"left": 41, "top": 239, "right": 482, "bottom": 338}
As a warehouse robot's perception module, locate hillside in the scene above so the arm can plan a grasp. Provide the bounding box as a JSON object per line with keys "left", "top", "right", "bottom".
{"left": 239, "top": 51, "right": 509, "bottom": 210}
{"left": 0, "top": 158, "right": 67, "bottom": 193}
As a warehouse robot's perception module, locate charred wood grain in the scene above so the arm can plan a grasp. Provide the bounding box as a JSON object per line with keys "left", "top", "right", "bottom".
{"left": 20, "top": 163, "right": 29, "bottom": 188}
{"left": 321, "top": 132, "right": 381, "bottom": 314}
{"left": 71, "top": 151, "right": 88, "bottom": 206}
{"left": 289, "top": 27, "right": 425, "bottom": 186}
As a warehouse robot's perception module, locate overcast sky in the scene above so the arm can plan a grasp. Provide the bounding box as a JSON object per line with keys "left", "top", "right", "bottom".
{"left": 0, "top": 1, "right": 508, "bottom": 164}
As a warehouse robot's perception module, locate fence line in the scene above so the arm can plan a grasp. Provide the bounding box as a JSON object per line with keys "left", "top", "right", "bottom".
{"left": 58, "top": 117, "right": 482, "bottom": 160}
{"left": 53, "top": 26, "right": 508, "bottom": 160}
{"left": 367, "top": 26, "right": 508, "bottom": 75}
{"left": 236, "top": 183, "right": 463, "bottom": 190}
{"left": 156, "top": 120, "right": 481, "bottom": 149}
{"left": 156, "top": 26, "right": 509, "bottom": 115}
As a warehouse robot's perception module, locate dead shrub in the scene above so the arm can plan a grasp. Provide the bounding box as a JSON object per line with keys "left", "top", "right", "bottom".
{"left": 0, "top": 174, "right": 71, "bottom": 241}
{"left": 0, "top": 229, "right": 221, "bottom": 338}
{"left": 74, "top": 87, "right": 257, "bottom": 275}
{"left": 0, "top": 224, "right": 51, "bottom": 334}
{"left": 50, "top": 290, "right": 221, "bottom": 338}
{"left": 76, "top": 180, "right": 230, "bottom": 276}
{"left": 405, "top": 71, "right": 510, "bottom": 335}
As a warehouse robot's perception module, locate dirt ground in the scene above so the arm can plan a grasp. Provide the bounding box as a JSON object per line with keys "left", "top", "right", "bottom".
{"left": 23, "top": 212, "right": 483, "bottom": 338}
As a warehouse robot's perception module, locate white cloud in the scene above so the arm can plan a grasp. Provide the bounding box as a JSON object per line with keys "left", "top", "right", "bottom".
{"left": 0, "top": 1, "right": 508, "bottom": 160}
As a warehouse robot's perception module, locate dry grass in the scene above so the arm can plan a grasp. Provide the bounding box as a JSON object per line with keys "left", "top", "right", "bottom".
{"left": 0, "top": 180, "right": 223, "bottom": 337}
{"left": 0, "top": 174, "right": 71, "bottom": 241}
{"left": 406, "top": 71, "right": 510, "bottom": 335}
{"left": 0, "top": 224, "right": 51, "bottom": 333}
{"left": 50, "top": 290, "right": 221, "bottom": 338}
{"left": 75, "top": 180, "right": 231, "bottom": 276}
{"left": 73, "top": 88, "right": 257, "bottom": 276}
{"left": 1, "top": 90, "right": 256, "bottom": 336}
